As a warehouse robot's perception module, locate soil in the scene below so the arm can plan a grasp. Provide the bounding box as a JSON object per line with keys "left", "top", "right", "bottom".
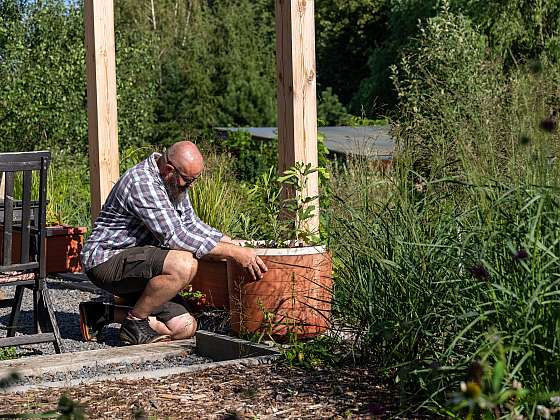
{"left": 0, "top": 362, "right": 417, "bottom": 419}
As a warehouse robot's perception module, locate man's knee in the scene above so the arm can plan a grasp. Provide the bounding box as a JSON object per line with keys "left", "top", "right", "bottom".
{"left": 162, "top": 250, "right": 198, "bottom": 287}
{"left": 166, "top": 313, "right": 197, "bottom": 339}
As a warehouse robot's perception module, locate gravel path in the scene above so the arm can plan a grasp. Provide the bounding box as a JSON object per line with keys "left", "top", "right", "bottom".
{"left": 0, "top": 280, "right": 226, "bottom": 387}
{"left": 6, "top": 352, "right": 212, "bottom": 388}
{"left": 0, "top": 279, "right": 230, "bottom": 357}
{"left": 0, "top": 282, "right": 122, "bottom": 356}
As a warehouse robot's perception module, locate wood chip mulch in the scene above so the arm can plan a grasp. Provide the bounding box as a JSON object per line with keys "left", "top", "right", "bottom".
{"left": 0, "top": 362, "right": 415, "bottom": 419}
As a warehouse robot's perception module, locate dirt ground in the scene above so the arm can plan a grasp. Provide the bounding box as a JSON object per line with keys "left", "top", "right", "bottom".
{"left": 0, "top": 363, "right": 413, "bottom": 419}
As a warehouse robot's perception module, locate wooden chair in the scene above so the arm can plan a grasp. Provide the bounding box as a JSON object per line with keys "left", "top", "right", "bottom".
{"left": 0, "top": 151, "right": 63, "bottom": 353}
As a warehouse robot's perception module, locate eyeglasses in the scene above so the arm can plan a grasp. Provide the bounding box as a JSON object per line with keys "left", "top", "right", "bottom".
{"left": 164, "top": 154, "right": 199, "bottom": 187}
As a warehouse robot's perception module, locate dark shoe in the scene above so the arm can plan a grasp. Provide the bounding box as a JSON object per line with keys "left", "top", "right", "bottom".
{"left": 119, "top": 317, "right": 170, "bottom": 345}
{"left": 79, "top": 301, "right": 111, "bottom": 342}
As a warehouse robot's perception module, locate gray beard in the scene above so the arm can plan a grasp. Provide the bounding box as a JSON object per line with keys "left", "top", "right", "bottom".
{"left": 164, "top": 174, "right": 187, "bottom": 207}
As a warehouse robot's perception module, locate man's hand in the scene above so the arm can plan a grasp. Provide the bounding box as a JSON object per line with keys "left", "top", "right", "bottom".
{"left": 208, "top": 240, "right": 268, "bottom": 281}
{"left": 231, "top": 246, "right": 268, "bottom": 281}
{"left": 220, "top": 235, "right": 247, "bottom": 247}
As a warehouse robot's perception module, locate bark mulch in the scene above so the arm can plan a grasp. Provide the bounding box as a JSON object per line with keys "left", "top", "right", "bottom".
{"left": 0, "top": 362, "right": 412, "bottom": 419}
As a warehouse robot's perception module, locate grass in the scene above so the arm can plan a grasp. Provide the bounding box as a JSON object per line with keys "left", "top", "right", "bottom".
{"left": 323, "top": 13, "right": 560, "bottom": 416}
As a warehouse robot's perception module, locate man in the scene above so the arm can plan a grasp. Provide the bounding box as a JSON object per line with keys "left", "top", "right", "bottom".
{"left": 80, "top": 141, "right": 267, "bottom": 345}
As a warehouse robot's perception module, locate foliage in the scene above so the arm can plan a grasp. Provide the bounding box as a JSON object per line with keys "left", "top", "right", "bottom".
{"left": 449, "top": 0, "right": 560, "bottom": 65}
{"left": 0, "top": 0, "right": 87, "bottom": 154}
{"left": 0, "top": 0, "right": 277, "bottom": 155}
{"left": 119, "top": 0, "right": 276, "bottom": 143}
{"left": 208, "top": 130, "right": 277, "bottom": 183}
{"left": 282, "top": 335, "right": 343, "bottom": 369}
{"left": 239, "top": 163, "right": 327, "bottom": 246}
{"left": 326, "top": 7, "right": 560, "bottom": 415}
{"left": 315, "top": 0, "right": 385, "bottom": 109}
{"left": 0, "top": 346, "right": 17, "bottom": 361}
{"left": 114, "top": 26, "right": 159, "bottom": 150}
{"left": 205, "top": 0, "right": 276, "bottom": 128}
{"left": 45, "top": 151, "right": 91, "bottom": 228}
{"left": 391, "top": 5, "right": 502, "bottom": 179}
{"left": 188, "top": 152, "right": 245, "bottom": 237}
{"left": 353, "top": 0, "right": 560, "bottom": 119}
{"left": 317, "top": 87, "right": 351, "bottom": 126}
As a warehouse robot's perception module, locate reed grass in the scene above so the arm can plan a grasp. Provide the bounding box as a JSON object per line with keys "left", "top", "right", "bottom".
{"left": 325, "top": 11, "right": 560, "bottom": 414}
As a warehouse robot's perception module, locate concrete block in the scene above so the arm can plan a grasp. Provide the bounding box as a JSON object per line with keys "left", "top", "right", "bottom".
{"left": 195, "top": 331, "right": 279, "bottom": 362}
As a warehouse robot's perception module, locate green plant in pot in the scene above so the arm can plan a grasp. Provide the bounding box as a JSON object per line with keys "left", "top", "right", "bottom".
{"left": 43, "top": 164, "right": 88, "bottom": 274}
{"left": 2, "top": 166, "right": 87, "bottom": 274}
{"left": 228, "top": 162, "right": 333, "bottom": 340}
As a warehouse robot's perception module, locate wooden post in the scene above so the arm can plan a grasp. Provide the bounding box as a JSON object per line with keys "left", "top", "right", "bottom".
{"left": 275, "top": 0, "right": 319, "bottom": 234}
{"left": 84, "top": 0, "right": 120, "bottom": 221}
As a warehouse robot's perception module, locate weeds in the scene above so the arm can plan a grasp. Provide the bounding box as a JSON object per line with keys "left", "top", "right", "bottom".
{"left": 0, "top": 346, "right": 17, "bottom": 361}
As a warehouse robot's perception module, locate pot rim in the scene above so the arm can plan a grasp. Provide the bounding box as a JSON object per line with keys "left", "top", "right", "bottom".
{"left": 252, "top": 244, "right": 328, "bottom": 256}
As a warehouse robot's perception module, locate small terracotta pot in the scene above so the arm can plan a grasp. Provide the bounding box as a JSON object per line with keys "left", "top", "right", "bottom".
{"left": 190, "top": 258, "right": 229, "bottom": 309}
{"left": 227, "top": 245, "right": 332, "bottom": 339}
{"left": 0, "top": 224, "right": 86, "bottom": 274}
{"left": 45, "top": 225, "right": 87, "bottom": 274}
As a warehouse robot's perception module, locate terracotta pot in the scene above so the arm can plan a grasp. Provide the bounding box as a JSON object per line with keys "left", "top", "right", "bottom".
{"left": 45, "top": 225, "right": 87, "bottom": 274}
{"left": 0, "top": 225, "right": 86, "bottom": 274}
{"left": 190, "top": 258, "right": 229, "bottom": 309}
{"left": 228, "top": 245, "right": 332, "bottom": 339}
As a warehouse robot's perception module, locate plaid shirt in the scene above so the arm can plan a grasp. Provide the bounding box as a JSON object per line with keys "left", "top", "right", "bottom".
{"left": 81, "top": 153, "right": 223, "bottom": 271}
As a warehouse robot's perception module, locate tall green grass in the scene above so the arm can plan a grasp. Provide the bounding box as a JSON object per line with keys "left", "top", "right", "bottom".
{"left": 326, "top": 8, "right": 560, "bottom": 415}
{"left": 189, "top": 152, "right": 247, "bottom": 237}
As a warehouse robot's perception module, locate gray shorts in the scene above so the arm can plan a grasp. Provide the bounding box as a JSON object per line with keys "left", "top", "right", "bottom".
{"left": 86, "top": 246, "right": 191, "bottom": 323}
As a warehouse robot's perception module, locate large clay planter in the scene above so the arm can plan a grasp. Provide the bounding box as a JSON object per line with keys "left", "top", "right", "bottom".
{"left": 0, "top": 225, "right": 86, "bottom": 274}
{"left": 190, "top": 258, "right": 229, "bottom": 309}
{"left": 228, "top": 245, "right": 332, "bottom": 339}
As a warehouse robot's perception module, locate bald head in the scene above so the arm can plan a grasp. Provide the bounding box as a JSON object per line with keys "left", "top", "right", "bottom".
{"left": 167, "top": 141, "right": 204, "bottom": 177}
{"left": 159, "top": 140, "right": 204, "bottom": 205}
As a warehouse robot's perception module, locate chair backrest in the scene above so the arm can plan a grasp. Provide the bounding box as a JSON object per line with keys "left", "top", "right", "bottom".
{"left": 0, "top": 151, "right": 50, "bottom": 278}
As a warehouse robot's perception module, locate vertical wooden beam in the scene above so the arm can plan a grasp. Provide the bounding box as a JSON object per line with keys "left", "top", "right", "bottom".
{"left": 275, "top": 0, "right": 319, "bottom": 234}
{"left": 84, "top": 0, "right": 120, "bottom": 221}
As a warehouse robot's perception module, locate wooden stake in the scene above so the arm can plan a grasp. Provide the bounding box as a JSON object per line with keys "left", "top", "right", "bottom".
{"left": 275, "top": 0, "right": 319, "bottom": 234}
{"left": 84, "top": 0, "right": 120, "bottom": 221}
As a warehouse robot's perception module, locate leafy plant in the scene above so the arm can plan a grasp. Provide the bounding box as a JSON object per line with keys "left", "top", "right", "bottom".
{"left": 282, "top": 335, "right": 343, "bottom": 369}
{"left": 242, "top": 162, "right": 328, "bottom": 246}
{"left": 277, "top": 162, "right": 328, "bottom": 245}
{"left": 0, "top": 347, "right": 17, "bottom": 361}
{"left": 178, "top": 284, "right": 207, "bottom": 312}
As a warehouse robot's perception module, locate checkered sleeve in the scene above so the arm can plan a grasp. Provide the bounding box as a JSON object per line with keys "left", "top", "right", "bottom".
{"left": 182, "top": 194, "right": 224, "bottom": 255}
{"left": 127, "top": 181, "right": 223, "bottom": 258}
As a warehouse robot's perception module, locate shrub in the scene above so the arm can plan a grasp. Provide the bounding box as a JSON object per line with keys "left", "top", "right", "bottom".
{"left": 327, "top": 7, "right": 560, "bottom": 414}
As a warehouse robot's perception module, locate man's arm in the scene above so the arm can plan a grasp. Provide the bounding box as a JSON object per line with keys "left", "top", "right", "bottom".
{"left": 206, "top": 241, "right": 268, "bottom": 280}
{"left": 128, "top": 182, "right": 266, "bottom": 280}
{"left": 128, "top": 181, "right": 222, "bottom": 258}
